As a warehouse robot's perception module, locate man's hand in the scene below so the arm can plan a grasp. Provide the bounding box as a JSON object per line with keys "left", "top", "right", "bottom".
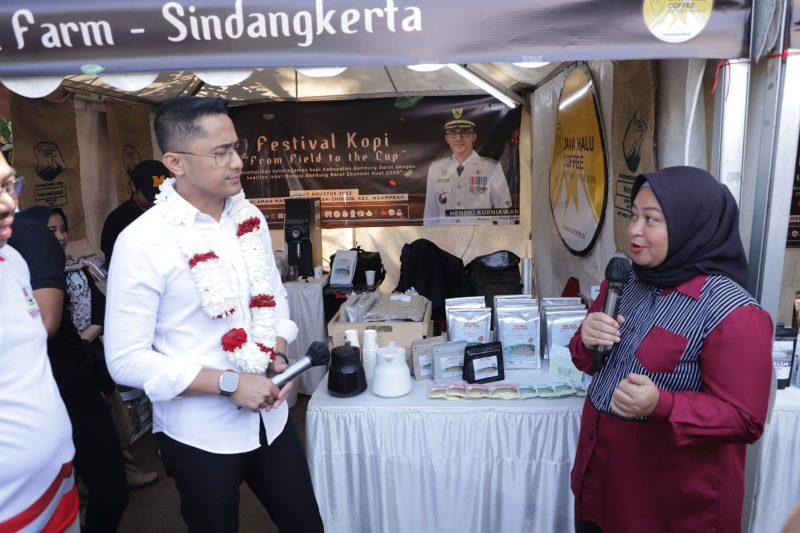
{"left": 271, "top": 355, "right": 289, "bottom": 374}
{"left": 268, "top": 356, "right": 295, "bottom": 411}
{"left": 581, "top": 311, "right": 625, "bottom": 350}
{"left": 231, "top": 373, "right": 280, "bottom": 413}
{"left": 610, "top": 373, "right": 660, "bottom": 418}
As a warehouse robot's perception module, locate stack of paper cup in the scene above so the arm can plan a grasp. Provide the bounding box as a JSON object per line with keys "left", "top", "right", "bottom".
{"left": 362, "top": 330, "right": 378, "bottom": 380}
{"left": 344, "top": 329, "right": 360, "bottom": 349}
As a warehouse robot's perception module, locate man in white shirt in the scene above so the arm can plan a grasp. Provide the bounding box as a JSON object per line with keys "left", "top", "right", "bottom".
{"left": 104, "top": 97, "right": 323, "bottom": 532}
{"left": 423, "top": 109, "right": 513, "bottom": 225}
{"left": 0, "top": 152, "right": 79, "bottom": 532}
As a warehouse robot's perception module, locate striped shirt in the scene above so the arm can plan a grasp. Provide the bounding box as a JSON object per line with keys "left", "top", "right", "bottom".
{"left": 588, "top": 272, "right": 757, "bottom": 416}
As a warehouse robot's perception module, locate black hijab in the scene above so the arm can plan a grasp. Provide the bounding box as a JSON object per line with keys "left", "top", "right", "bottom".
{"left": 630, "top": 166, "right": 748, "bottom": 289}
{"left": 16, "top": 205, "right": 68, "bottom": 228}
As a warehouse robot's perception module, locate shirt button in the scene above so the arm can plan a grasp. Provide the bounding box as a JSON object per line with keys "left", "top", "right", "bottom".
{"left": 588, "top": 435, "right": 594, "bottom": 441}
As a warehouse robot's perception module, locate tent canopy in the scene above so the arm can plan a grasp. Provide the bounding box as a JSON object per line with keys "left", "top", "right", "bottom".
{"left": 58, "top": 63, "right": 563, "bottom": 105}
{"left": 0, "top": 1, "right": 751, "bottom": 101}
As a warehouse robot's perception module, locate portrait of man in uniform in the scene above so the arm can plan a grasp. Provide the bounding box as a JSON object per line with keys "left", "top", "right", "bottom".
{"left": 423, "top": 108, "right": 513, "bottom": 226}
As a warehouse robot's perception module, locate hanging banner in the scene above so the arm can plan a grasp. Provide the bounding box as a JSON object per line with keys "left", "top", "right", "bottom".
{"left": 230, "top": 95, "right": 521, "bottom": 227}
{"left": 0, "top": 1, "right": 751, "bottom": 78}
{"left": 787, "top": 138, "right": 800, "bottom": 247}
{"left": 10, "top": 90, "right": 86, "bottom": 239}
{"left": 106, "top": 102, "right": 155, "bottom": 201}
{"left": 549, "top": 63, "right": 609, "bottom": 257}
{"left": 611, "top": 61, "right": 656, "bottom": 252}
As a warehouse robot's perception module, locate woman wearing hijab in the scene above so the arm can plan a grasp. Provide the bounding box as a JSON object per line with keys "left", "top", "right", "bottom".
{"left": 569, "top": 167, "right": 773, "bottom": 532}
{"left": 44, "top": 208, "right": 106, "bottom": 344}
{"left": 10, "top": 206, "right": 129, "bottom": 532}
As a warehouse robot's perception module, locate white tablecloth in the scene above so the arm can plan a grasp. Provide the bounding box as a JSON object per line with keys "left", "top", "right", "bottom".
{"left": 284, "top": 274, "right": 329, "bottom": 394}
{"left": 307, "top": 369, "right": 798, "bottom": 533}
{"left": 751, "top": 386, "right": 800, "bottom": 532}
{"left": 306, "top": 368, "right": 584, "bottom": 533}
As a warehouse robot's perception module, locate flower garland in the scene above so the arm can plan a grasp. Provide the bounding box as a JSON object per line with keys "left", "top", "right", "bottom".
{"left": 155, "top": 178, "right": 277, "bottom": 373}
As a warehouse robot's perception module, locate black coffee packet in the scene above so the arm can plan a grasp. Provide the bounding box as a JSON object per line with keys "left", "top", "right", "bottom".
{"left": 463, "top": 341, "right": 504, "bottom": 384}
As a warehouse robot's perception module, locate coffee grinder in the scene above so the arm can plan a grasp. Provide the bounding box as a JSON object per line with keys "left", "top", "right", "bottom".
{"left": 284, "top": 198, "right": 322, "bottom": 277}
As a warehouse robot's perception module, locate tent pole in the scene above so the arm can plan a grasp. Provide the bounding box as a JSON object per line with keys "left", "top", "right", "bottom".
{"left": 743, "top": 53, "right": 799, "bottom": 320}
{"left": 709, "top": 59, "right": 750, "bottom": 206}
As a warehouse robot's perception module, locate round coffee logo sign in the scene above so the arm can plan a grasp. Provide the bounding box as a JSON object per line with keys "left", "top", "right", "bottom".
{"left": 549, "top": 64, "right": 608, "bottom": 257}
{"left": 643, "top": 0, "right": 713, "bottom": 43}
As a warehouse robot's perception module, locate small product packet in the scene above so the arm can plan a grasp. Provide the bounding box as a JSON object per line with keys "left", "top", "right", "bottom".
{"left": 445, "top": 380, "right": 468, "bottom": 399}
{"left": 466, "top": 383, "right": 491, "bottom": 399}
{"left": 427, "top": 384, "right": 447, "bottom": 399}
{"left": 488, "top": 383, "right": 520, "bottom": 400}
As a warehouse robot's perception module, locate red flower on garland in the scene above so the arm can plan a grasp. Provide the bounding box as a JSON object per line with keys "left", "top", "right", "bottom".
{"left": 236, "top": 217, "right": 261, "bottom": 237}
{"left": 256, "top": 343, "right": 276, "bottom": 361}
{"left": 189, "top": 251, "right": 219, "bottom": 268}
{"left": 250, "top": 294, "right": 276, "bottom": 308}
{"left": 221, "top": 328, "right": 248, "bottom": 352}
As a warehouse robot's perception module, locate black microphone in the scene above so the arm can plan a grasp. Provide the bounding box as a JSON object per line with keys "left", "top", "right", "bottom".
{"left": 593, "top": 257, "right": 631, "bottom": 372}
{"left": 271, "top": 341, "right": 330, "bottom": 388}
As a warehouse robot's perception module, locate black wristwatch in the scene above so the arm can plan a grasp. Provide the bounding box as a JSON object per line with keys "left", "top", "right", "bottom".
{"left": 274, "top": 352, "right": 290, "bottom": 365}
{"left": 218, "top": 370, "right": 239, "bottom": 397}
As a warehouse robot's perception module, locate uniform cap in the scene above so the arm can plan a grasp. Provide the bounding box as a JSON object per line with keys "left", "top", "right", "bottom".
{"left": 444, "top": 107, "right": 476, "bottom": 130}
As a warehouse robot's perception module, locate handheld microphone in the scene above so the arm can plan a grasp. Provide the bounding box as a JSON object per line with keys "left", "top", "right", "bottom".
{"left": 271, "top": 341, "right": 331, "bottom": 388}
{"left": 593, "top": 257, "right": 631, "bottom": 372}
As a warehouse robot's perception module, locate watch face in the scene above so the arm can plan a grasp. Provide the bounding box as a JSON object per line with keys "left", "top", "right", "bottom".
{"left": 220, "top": 371, "right": 239, "bottom": 394}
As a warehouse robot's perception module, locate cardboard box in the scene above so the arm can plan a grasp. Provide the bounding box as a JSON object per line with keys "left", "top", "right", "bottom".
{"left": 328, "top": 300, "right": 434, "bottom": 359}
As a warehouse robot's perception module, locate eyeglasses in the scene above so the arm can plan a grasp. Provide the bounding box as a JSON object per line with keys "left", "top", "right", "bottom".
{"left": 173, "top": 139, "right": 246, "bottom": 167}
{"left": 445, "top": 130, "right": 475, "bottom": 139}
{"left": 1, "top": 175, "right": 25, "bottom": 198}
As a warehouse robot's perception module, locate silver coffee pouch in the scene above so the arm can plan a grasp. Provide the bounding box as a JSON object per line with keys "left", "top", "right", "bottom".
{"left": 497, "top": 306, "right": 541, "bottom": 369}
{"left": 432, "top": 341, "right": 468, "bottom": 384}
{"left": 448, "top": 308, "right": 491, "bottom": 345}
{"left": 547, "top": 311, "right": 587, "bottom": 355}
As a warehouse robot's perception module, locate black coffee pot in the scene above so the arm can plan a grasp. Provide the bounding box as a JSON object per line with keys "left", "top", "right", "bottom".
{"left": 328, "top": 342, "right": 367, "bottom": 397}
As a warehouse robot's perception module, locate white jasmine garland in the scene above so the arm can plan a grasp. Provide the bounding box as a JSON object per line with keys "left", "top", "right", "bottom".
{"left": 155, "top": 178, "right": 278, "bottom": 373}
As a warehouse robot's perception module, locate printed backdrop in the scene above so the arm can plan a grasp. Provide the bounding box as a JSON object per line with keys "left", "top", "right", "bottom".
{"left": 230, "top": 95, "right": 521, "bottom": 227}
{"left": 611, "top": 61, "right": 656, "bottom": 252}
{"left": 11, "top": 90, "right": 86, "bottom": 239}
{"left": 105, "top": 102, "right": 155, "bottom": 202}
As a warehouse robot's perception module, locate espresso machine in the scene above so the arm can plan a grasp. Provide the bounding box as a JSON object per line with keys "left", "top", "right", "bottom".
{"left": 284, "top": 198, "right": 322, "bottom": 277}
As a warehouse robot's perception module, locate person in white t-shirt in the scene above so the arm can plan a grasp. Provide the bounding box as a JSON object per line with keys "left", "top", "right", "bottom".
{"left": 104, "top": 96, "right": 323, "bottom": 532}
{"left": 0, "top": 152, "right": 78, "bottom": 532}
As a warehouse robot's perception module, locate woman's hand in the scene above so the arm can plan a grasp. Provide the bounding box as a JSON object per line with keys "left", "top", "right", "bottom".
{"left": 611, "top": 373, "right": 660, "bottom": 418}
{"left": 581, "top": 311, "right": 625, "bottom": 350}
{"left": 80, "top": 323, "right": 103, "bottom": 342}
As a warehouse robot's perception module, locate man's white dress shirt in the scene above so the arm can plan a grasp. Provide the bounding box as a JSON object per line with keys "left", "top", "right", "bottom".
{"left": 105, "top": 190, "right": 298, "bottom": 453}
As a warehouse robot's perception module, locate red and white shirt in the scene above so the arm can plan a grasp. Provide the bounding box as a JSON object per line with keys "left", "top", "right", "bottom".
{"left": 0, "top": 245, "right": 76, "bottom": 532}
